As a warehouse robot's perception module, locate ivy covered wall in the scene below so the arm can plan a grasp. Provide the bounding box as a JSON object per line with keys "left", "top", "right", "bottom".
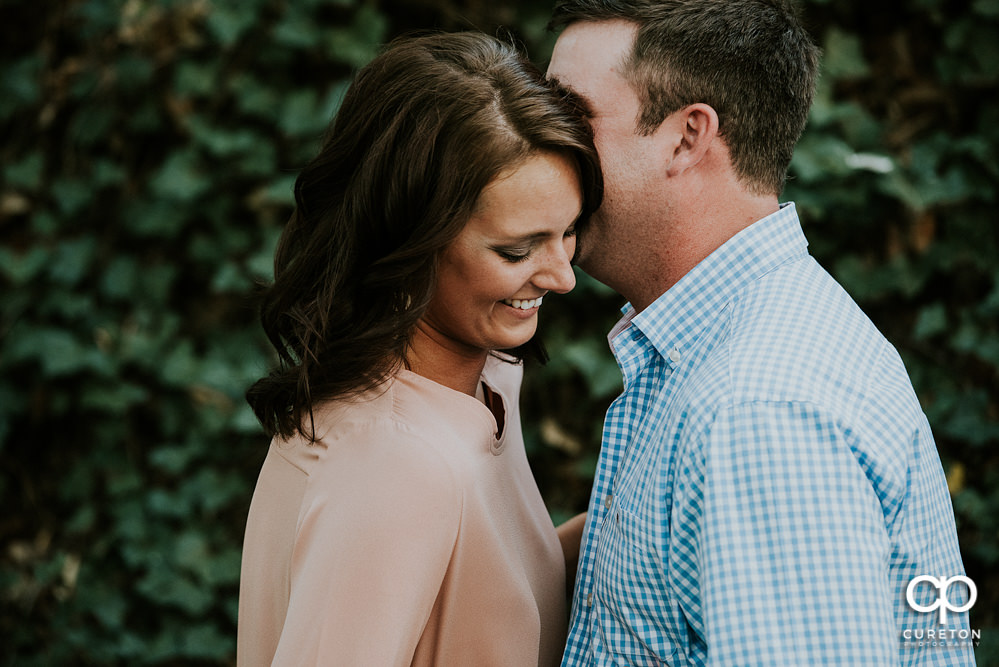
{"left": 2, "top": 0, "right": 996, "bottom": 663}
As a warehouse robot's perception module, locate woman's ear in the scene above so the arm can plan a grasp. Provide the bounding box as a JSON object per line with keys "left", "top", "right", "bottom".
{"left": 665, "top": 103, "right": 719, "bottom": 177}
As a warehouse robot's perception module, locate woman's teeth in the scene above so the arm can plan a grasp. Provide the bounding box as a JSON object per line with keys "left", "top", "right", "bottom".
{"left": 504, "top": 296, "right": 543, "bottom": 310}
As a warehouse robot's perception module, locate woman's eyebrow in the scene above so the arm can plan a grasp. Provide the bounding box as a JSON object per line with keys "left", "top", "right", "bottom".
{"left": 494, "top": 231, "right": 552, "bottom": 243}
{"left": 489, "top": 205, "right": 583, "bottom": 243}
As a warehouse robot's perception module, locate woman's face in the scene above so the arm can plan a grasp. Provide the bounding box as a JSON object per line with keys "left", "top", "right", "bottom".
{"left": 422, "top": 151, "right": 582, "bottom": 355}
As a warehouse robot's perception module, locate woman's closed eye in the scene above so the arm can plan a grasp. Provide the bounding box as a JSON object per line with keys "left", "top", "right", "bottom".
{"left": 494, "top": 245, "right": 532, "bottom": 263}
{"left": 492, "top": 226, "right": 576, "bottom": 263}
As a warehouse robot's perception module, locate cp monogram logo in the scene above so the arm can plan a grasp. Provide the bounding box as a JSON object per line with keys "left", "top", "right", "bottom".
{"left": 905, "top": 575, "right": 977, "bottom": 624}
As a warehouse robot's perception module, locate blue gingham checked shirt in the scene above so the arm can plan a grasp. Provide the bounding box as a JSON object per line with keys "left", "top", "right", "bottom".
{"left": 562, "top": 204, "right": 975, "bottom": 666}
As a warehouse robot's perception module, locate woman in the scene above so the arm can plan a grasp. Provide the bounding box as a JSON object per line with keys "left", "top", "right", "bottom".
{"left": 237, "top": 31, "right": 601, "bottom": 666}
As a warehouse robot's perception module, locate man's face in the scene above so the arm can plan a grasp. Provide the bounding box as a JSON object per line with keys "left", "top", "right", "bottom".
{"left": 549, "top": 19, "right": 668, "bottom": 290}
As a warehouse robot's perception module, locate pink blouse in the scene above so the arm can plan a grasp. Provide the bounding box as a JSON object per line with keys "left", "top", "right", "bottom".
{"left": 237, "top": 358, "right": 567, "bottom": 666}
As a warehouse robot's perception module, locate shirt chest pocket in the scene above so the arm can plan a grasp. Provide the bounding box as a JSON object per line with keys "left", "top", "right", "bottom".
{"left": 592, "top": 504, "right": 679, "bottom": 662}
{"left": 596, "top": 504, "right": 666, "bottom": 607}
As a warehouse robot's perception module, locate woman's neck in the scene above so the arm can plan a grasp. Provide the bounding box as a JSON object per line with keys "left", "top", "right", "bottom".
{"left": 405, "top": 321, "right": 488, "bottom": 396}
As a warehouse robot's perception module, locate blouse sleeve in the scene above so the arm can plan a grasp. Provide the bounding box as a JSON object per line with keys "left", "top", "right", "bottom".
{"left": 270, "top": 424, "right": 462, "bottom": 666}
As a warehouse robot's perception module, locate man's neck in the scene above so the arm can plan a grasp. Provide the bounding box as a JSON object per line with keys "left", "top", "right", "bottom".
{"left": 627, "top": 194, "right": 780, "bottom": 314}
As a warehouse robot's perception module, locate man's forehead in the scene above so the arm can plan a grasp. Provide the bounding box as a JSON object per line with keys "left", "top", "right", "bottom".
{"left": 547, "top": 19, "right": 641, "bottom": 122}
{"left": 548, "top": 20, "right": 636, "bottom": 84}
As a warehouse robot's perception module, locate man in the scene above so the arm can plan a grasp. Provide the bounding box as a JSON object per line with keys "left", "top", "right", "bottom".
{"left": 547, "top": 1, "right": 975, "bottom": 664}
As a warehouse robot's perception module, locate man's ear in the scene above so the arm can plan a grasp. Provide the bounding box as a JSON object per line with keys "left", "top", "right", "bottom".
{"left": 665, "top": 103, "right": 719, "bottom": 177}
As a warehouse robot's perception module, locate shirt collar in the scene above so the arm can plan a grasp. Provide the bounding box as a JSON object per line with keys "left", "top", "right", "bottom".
{"left": 615, "top": 202, "right": 809, "bottom": 363}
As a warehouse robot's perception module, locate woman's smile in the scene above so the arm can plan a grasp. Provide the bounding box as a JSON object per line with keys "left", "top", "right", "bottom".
{"left": 502, "top": 295, "right": 545, "bottom": 310}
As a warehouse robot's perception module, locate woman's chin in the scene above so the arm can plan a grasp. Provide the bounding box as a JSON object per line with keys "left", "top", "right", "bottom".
{"left": 487, "top": 325, "right": 539, "bottom": 353}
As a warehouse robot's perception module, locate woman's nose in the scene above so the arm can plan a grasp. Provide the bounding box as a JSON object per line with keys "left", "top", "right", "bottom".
{"left": 534, "top": 238, "right": 577, "bottom": 294}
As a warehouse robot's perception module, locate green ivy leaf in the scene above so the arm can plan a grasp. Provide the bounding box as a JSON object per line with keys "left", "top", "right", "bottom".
{"left": 68, "top": 104, "right": 115, "bottom": 148}
{"left": 323, "top": 5, "right": 388, "bottom": 68}
{"left": 137, "top": 567, "right": 214, "bottom": 615}
{"left": 974, "top": 0, "right": 999, "bottom": 16}
{"left": 4, "top": 325, "right": 108, "bottom": 377}
{"left": 913, "top": 303, "right": 948, "bottom": 340}
{"left": 0, "top": 246, "right": 49, "bottom": 285}
{"left": 174, "top": 60, "right": 221, "bottom": 99}
{"left": 273, "top": 6, "right": 322, "bottom": 49}
{"left": 0, "top": 55, "right": 43, "bottom": 118}
{"left": 205, "top": 4, "right": 259, "bottom": 46}
{"left": 150, "top": 150, "right": 210, "bottom": 202}
{"left": 5, "top": 151, "right": 45, "bottom": 191}
{"left": 821, "top": 27, "right": 870, "bottom": 80}
{"left": 80, "top": 381, "right": 149, "bottom": 414}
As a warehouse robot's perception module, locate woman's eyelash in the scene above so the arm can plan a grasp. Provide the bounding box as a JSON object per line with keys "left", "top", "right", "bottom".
{"left": 495, "top": 230, "right": 574, "bottom": 262}
{"left": 498, "top": 248, "right": 531, "bottom": 263}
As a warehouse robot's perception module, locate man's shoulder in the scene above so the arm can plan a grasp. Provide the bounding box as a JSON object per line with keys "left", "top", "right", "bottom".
{"left": 685, "top": 254, "right": 917, "bottom": 419}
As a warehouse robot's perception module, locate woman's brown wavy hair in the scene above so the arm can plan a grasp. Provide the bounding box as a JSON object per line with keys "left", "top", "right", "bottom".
{"left": 246, "top": 31, "right": 603, "bottom": 441}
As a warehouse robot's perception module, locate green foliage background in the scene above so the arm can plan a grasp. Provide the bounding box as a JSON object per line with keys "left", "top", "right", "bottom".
{"left": 1, "top": 0, "right": 996, "bottom": 663}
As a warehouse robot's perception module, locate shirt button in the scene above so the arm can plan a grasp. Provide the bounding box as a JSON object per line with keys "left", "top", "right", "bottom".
{"left": 604, "top": 495, "right": 612, "bottom": 509}
{"left": 586, "top": 593, "right": 594, "bottom": 606}
{"left": 669, "top": 346, "right": 682, "bottom": 362}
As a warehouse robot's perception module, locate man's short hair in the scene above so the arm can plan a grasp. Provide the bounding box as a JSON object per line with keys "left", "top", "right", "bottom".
{"left": 550, "top": 0, "right": 821, "bottom": 195}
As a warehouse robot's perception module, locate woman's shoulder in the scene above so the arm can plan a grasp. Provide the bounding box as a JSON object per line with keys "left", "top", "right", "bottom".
{"left": 284, "top": 384, "right": 466, "bottom": 506}
{"left": 297, "top": 375, "right": 448, "bottom": 455}
{"left": 272, "top": 367, "right": 515, "bottom": 497}
{"left": 296, "top": 370, "right": 493, "bottom": 464}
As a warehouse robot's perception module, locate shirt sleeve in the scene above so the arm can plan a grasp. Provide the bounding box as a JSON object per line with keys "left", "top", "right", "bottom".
{"left": 670, "top": 400, "right": 897, "bottom": 666}
{"left": 271, "top": 425, "right": 462, "bottom": 666}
